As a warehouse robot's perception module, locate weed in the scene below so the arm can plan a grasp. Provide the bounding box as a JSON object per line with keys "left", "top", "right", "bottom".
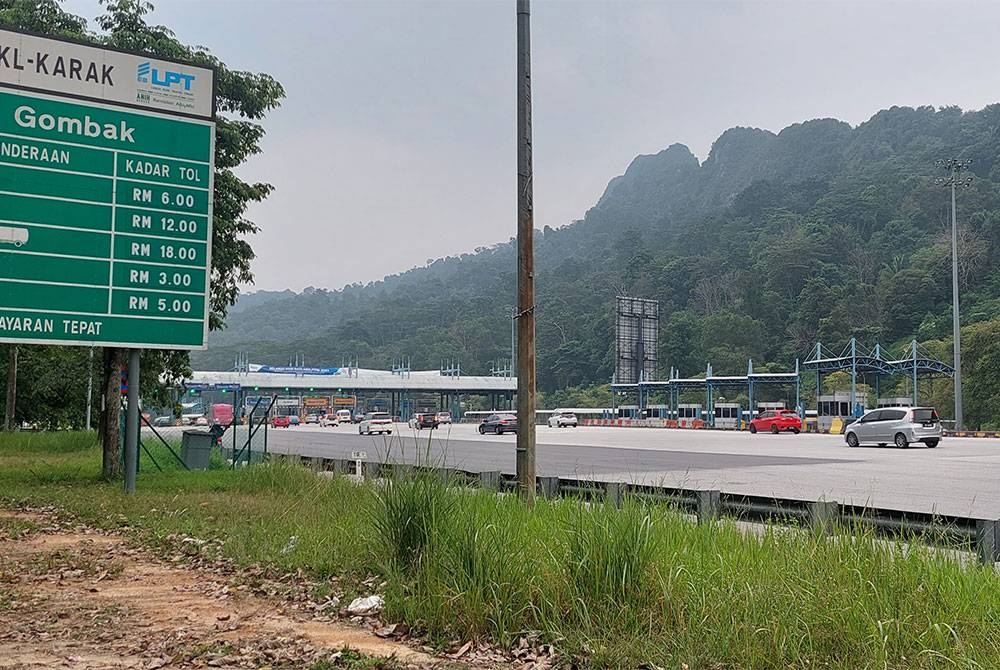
{"left": 372, "top": 469, "right": 454, "bottom": 571}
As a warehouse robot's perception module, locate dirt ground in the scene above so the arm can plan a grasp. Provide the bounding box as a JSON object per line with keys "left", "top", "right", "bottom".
{"left": 0, "top": 510, "right": 467, "bottom": 670}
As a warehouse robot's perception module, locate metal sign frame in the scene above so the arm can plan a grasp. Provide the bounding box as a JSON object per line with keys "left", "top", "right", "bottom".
{"left": 614, "top": 296, "right": 659, "bottom": 385}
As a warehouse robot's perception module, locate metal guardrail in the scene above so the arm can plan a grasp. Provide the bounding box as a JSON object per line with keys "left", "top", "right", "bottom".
{"left": 221, "top": 451, "right": 999, "bottom": 566}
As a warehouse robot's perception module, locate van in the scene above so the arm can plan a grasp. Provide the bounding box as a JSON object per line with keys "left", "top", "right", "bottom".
{"left": 844, "top": 407, "right": 942, "bottom": 448}
{"left": 335, "top": 409, "right": 353, "bottom": 424}
{"left": 0, "top": 226, "right": 29, "bottom": 247}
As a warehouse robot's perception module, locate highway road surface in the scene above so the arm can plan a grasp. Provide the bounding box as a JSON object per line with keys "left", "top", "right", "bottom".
{"left": 223, "top": 422, "right": 1000, "bottom": 518}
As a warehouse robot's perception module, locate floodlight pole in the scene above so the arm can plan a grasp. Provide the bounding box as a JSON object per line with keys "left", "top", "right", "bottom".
{"left": 950, "top": 175, "right": 963, "bottom": 430}
{"left": 940, "top": 159, "right": 969, "bottom": 430}
{"left": 515, "top": 0, "right": 536, "bottom": 502}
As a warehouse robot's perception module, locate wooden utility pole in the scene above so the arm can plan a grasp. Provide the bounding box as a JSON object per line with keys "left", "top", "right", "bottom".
{"left": 4, "top": 345, "right": 17, "bottom": 431}
{"left": 515, "top": 0, "right": 536, "bottom": 502}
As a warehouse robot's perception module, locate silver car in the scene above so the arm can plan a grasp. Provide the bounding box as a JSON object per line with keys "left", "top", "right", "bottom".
{"left": 844, "top": 407, "right": 942, "bottom": 449}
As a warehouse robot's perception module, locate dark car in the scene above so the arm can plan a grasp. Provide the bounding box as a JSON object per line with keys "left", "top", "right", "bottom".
{"left": 413, "top": 412, "right": 439, "bottom": 430}
{"left": 479, "top": 413, "right": 518, "bottom": 435}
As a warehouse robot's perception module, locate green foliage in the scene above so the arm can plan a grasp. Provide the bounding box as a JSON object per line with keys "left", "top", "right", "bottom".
{"left": 0, "top": 347, "right": 100, "bottom": 430}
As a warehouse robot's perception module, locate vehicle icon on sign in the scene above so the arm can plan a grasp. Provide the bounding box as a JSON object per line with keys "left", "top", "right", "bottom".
{"left": 0, "top": 227, "right": 29, "bottom": 248}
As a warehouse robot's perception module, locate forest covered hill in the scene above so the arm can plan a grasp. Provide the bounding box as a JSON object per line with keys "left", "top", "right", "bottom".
{"left": 194, "top": 104, "right": 1000, "bottom": 426}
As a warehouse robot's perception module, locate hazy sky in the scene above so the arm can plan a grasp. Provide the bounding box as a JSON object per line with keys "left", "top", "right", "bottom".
{"left": 61, "top": 0, "right": 1000, "bottom": 292}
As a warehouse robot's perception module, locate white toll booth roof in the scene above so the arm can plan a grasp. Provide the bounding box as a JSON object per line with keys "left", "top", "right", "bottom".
{"left": 187, "top": 368, "right": 517, "bottom": 393}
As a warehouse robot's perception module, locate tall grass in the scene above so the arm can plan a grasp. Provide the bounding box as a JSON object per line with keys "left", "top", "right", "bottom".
{"left": 2, "top": 432, "right": 999, "bottom": 668}
{"left": 372, "top": 469, "right": 454, "bottom": 570}
{"left": 372, "top": 475, "right": 1000, "bottom": 668}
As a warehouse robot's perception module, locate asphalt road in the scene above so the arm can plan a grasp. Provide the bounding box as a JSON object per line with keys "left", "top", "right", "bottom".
{"left": 227, "top": 422, "right": 1000, "bottom": 518}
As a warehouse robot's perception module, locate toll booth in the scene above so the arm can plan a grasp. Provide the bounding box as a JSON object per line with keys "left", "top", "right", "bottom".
{"left": 817, "top": 392, "right": 857, "bottom": 433}
{"left": 677, "top": 404, "right": 702, "bottom": 428}
{"left": 646, "top": 404, "right": 672, "bottom": 419}
{"left": 714, "top": 403, "right": 741, "bottom": 430}
{"left": 302, "top": 395, "right": 331, "bottom": 418}
{"left": 756, "top": 401, "right": 786, "bottom": 413}
{"left": 617, "top": 405, "right": 640, "bottom": 419}
{"left": 274, "top": 396, "right": 301, "bottom": 418}
{"left": 877, "top": 397, "right": 911, "bottom": 408}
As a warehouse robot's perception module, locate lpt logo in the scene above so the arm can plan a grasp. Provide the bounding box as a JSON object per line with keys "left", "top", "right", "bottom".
{"left": 136, "top": 61, "right": 196, "bottom": 90}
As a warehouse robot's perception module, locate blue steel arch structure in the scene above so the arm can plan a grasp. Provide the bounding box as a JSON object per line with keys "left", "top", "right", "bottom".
{"left": 802, "top": 338, "right": 954, "bottom": 413}
{"left": 612, "top": 359, "right": 802, "bottom": 427}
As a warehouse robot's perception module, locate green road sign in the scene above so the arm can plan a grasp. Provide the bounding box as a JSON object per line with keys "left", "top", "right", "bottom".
{"left": 0, "top": 28, "right": 215, "bottom": 349}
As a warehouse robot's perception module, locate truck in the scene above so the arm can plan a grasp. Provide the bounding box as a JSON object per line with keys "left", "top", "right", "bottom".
{"left": 208, "top": 403, "right": 234, "bottom": 427}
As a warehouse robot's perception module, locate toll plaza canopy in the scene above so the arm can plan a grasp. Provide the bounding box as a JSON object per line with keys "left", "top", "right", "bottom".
{"left": 186, "top": 366, "right": 517, "bottom": 394}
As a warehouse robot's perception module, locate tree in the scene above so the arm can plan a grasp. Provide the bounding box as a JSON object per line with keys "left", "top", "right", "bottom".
{"left": 0, "top": 1, "right": 284, "bottom": 475}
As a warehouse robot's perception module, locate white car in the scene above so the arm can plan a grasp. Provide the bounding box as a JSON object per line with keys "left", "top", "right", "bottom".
{"left": 548, "top": 411, "right": 578, "bottom": 428}
{"left": 359, "top": 412, "right": 393, "bottom": 435}
{"left": 320, "top": 413, "right": 339, "bottom": 427}
{"left": 336, "top": 409, "right": 353, "bottom": 424}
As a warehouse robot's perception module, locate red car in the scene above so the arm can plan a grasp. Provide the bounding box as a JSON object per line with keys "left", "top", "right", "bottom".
{"left": 749, "top": 409, "right": 801, "bottom": 434}
{"left": 271, "top": 416, "right": 291, "bottom": 428}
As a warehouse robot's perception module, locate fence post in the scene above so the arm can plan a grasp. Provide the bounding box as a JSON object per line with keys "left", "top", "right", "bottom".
{"left": 808, "top": 500, "right": 839, "bottom": 535}
{"left": 696, "top": 490, "right": 721, "bottom": 524}
{"left": 605, "top": 482, "right": 625, "bottom": 508}
{"left": 538, "top": 476, "right": 560, "bottom": 499}
{"left": 975, "top": 519, "right": 999, "bottom": 565}
{"left": 479, "top": 470, "right": 501, "bottom": 491}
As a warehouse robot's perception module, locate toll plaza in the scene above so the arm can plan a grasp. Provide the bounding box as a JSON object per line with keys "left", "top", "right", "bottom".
{"left": 803, "top": 338, "right": 954, "bottom": 420}
{"left": 609, "top": 337, "right": 956, "bottom": 431}
{"left": 183, "top": 364, "right": 517, "bottom": 421}
{"left": 612, "top": 359, "right": 801, "bottom": 429}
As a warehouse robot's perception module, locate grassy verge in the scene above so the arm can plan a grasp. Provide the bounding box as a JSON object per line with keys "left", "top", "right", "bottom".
{"left": 2, "top": 431, "right": 999, "bottom": 669}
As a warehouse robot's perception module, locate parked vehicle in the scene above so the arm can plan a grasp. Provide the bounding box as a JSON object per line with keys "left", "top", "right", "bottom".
{"left": 548, "top": 411, "right": 578, "bottom": 428}
{"left": 335, "top": 409, "right": 353, "bottom": 424}
{"left": 749, "top": 409, "right": 801, "bottom": 434}
{"left": 844, "top": 407, "right": 941, "bottom": 448}
{"left": 413, "top": 412, "right": 439, "bottom": 430}
{"left": 194, "top": 416, "right": 209, "bottom": 426}
{"left": 152, "top": 415, "right": 174, "bottom": 427}
{"left": 479, "top": 413, "right": 518, "bottom": 435}
{"left": 359, "top": 412, "right": 393, "bottom": 435}
{"left": 271, "top": 415, "right": 290, "bottom": 428}
{"left": 435, "top": 411, "right": 453, "bottom": 425}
